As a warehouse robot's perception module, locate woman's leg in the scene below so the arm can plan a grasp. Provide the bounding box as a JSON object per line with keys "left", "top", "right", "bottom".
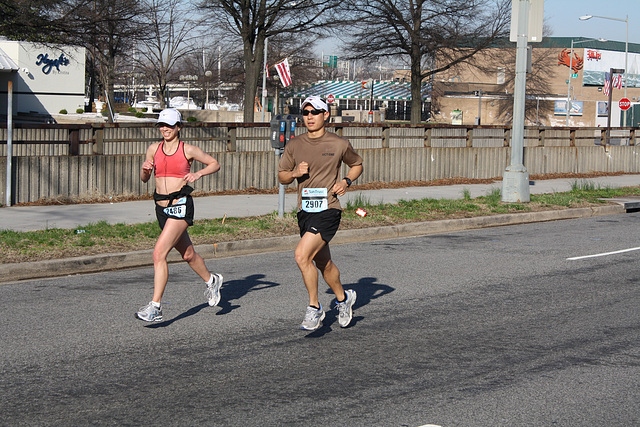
{"left": 173, "top": 230, "right": 211, "bottom": 281}
{"left": 151, "top": 218, "right": 189, "bottom": 303}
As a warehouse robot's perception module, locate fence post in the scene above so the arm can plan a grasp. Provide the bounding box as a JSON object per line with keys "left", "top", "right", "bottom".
{"left": 424, "top": 127, "right": 432, "bottom": 147}
{"left": 69, "top": 128, "right": 79, "bottom": 155}
{"left": 599, "top": 128, "right": 607, "bottom": 146}
{"left": 504, "top": 127, "right": 511, "bottom": 147}
{"left": 569, "top": 128, "right": 575, "bottom": 147}
{"left": 629, "top": 128, "right": 636, "bottom": 146}
{"left": 466, "top": 126, "right": 473, "bottom": 148}
{"left": 93, "top": 127, "right": 104, "bottom": 154}
{"left": 381, "top": 125, "right": 390, "bottom": 148}
{"left": 537, "top": 127, "right": 545, "bottom": 147}
{"left": 227, "top": 126, "right": 237, "bottom": 152}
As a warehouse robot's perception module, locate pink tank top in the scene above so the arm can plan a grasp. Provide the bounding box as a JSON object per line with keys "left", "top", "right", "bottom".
{"left": 154, "top": 140, "right": 191, "bottom": 178}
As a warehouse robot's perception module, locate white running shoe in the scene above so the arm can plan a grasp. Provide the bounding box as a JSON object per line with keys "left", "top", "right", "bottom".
{"left": 204, "top": 273, "right": 224, "bottom": 306}
{"left": 335, "top": 289, "right": 356, "bottom": 327}
{"left": 300, "top": 305, "right": 325, "bottom": 331}
{"left": 136, "top": 302, "right": 163, "bottom": 322}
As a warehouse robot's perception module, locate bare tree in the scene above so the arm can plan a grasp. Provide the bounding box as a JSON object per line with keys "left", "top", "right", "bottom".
{"left": 1, "top": 0, "right": 151, "bottom": 119}
{"left": 341, "top": 0, "right": 511, "bottom": 124}
{"left": 200, "top": 0, "right": 347, "bottom": 122}
{"left": 0, "top": 0, "right": 69, "bottom": 40}
{"left": 64, "top": 0, "right": 151, "bottom": 119}
{"left": 135, "top": 0, "right": 209, "bottom": 108}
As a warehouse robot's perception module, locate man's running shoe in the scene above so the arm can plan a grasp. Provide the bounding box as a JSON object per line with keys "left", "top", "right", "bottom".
{"left": 300, "top": 305, "right": 325, "bottom": 331}
{"left": 335, "top": 289, "right": 356, "bottom": 328}
{"left": 136, "top": 302, "right": 163, "bottom": 322}
{"left": 204, "top": 273, "right": 224, "bottom": 306}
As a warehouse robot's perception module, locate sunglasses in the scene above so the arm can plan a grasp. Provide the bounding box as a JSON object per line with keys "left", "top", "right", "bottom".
{"left": 302, "top": 109, "right": 325, "bottom": 116}
{"left": 157, "top": 123, "right": 178, "bottom": 129}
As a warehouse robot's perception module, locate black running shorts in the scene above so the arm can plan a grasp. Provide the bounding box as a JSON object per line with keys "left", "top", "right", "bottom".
{"left": 155, "top": 194, "right": 195, "bottom": 229}
{"left": 297, "top": 208, "right": 342, "bottom": 243}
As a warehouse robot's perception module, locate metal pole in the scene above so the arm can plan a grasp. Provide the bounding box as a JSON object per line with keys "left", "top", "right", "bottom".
{"left": 5, "top": 80, "right": 13, "bottom": 207}
{"left": 477, "top": 90, "right": 482, "bottom": 125}
{"left": 501, "top": 0, "right": 530, "bottom": 203}
{"left": 276, "top": 148, "right": 285, "bottom": 217}
{"left": 623, "top": 15, "right": 628, "bottom": 127}
{"left": 607, "top": 67, "right": 625, "bottom": 144}
{"left": 261, "top": 38, "right": 268, "bottom": 122}
{"left": 566, "top": 40, "right": 574, "bottom": 126}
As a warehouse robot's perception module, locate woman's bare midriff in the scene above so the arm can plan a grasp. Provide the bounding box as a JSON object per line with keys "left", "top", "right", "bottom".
{"left": 155, "top": 176, "right": 188, "bottom": 207}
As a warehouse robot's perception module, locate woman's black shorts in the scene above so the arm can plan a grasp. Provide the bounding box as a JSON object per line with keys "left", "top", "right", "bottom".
{"left": 155, "top": 194, "right": 195, "bottom": 229}
{"left": 297, "top": 208, "right": 342, "bottom": 243}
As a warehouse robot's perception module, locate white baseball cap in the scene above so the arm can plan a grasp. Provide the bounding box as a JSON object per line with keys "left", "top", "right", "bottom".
{"left": 301, "top": 96, "right": 329, "bottom": 112}
{"left": 156, "top": 108, "right": 182, "bottom": 126}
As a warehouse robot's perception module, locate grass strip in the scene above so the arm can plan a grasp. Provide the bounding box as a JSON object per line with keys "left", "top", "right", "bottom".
{"left": 2, "top": 181, "right": 639, "bottom": 264}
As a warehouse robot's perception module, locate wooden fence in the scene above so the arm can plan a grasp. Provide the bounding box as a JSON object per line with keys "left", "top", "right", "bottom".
{"left": 1, "top": 122, "right": 638, "bottom": 204}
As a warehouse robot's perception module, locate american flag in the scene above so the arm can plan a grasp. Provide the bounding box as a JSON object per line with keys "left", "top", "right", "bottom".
{"left": 613, "top": 73, "right": 623, "bottom": 90}
{"left": 275, "top": 58, "right": 292, "bottom": 87}
{"left": 603, "top": 72, "right": 611, "bottom": 96}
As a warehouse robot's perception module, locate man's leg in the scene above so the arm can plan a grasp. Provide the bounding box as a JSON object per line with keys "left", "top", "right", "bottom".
{"left": 294, "top": 231, "right": 329, "bottom": 307}
{"left": 314, "top": 244, "right": 346, "bottom": 302}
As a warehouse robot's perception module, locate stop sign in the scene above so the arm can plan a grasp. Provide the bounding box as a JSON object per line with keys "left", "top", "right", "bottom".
{"left": 327, "top": 94, "right": 335, "bottom": 104}
{"left": 619, "top": 98, "right": 631, "bottom": 110}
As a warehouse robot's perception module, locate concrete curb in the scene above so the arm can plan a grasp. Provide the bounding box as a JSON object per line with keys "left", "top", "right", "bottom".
{"left": 0, "top": 204, "right": 625, "bottom": 284}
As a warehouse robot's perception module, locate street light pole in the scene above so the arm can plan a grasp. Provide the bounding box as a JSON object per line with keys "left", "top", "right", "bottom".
{"left": 501, "top": 0, "right": 530, "bottom": 203}
{"left": 580, "top": 14, "right": 629, "bottom": 126}
{"left": 566, "top": 38, "right": 606, "bottom": 126}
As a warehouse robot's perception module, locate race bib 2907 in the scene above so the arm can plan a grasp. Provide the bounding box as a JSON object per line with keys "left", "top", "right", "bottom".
{"left": 301, "top": 188, "right": 328, "bottom": 213}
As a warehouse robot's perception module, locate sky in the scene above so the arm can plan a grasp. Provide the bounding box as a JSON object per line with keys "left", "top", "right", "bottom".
{"left": 318, "top": 0, "right": 638, "bottom": 57}
{"left": 544, "top": 0, "right": 638, "bottom": 44}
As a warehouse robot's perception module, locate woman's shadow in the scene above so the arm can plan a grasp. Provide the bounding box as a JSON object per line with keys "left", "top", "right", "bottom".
{"left": 145, "top": 274, "right": 279, "bottom": 328}
{"left": 216, "top": 273, "right": 280, "bottom": 315}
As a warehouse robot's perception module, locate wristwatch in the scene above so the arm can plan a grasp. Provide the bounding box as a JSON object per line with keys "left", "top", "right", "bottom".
{"left": 343, "top": 177, "right": 352, "bottom": 187}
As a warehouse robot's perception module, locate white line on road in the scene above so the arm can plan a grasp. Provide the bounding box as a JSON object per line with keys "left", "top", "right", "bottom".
{"left": 567, "top": 246, "right": 640, "bottom": 261}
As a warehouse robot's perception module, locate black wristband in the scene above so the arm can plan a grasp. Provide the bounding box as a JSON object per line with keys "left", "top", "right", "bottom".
{"left": 343, "top": 177, "right": 352, "bottom": 187}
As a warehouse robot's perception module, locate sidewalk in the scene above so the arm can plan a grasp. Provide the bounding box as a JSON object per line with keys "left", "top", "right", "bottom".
{"left": 1, "top": 175, "right": 639, "bottom": 283}
{"left": 2, "top": 175, "right": 640, "bottom": 232}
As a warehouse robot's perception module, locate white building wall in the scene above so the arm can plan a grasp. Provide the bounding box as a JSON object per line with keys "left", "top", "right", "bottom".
{"left": 0, "top": 41, "right": 85, "bottom": 116}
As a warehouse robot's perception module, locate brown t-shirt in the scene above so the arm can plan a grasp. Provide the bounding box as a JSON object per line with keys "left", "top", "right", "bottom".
{"left": 279, "top": 131, "right": 363, "bottom": 211}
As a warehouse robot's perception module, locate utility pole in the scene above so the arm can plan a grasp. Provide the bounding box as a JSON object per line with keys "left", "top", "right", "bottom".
{"left": 502, "top": 0, "right": 533, "bottom": 203}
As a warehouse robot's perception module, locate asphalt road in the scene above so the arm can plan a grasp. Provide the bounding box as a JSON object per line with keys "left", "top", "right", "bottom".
{"left": 1, "top": 214, "right": 639, "bottom": 426}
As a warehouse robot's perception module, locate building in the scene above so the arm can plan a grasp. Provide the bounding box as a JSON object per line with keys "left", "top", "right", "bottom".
{"left": 0, "top": 40, "right": 86, "bottom": 120}
{"left": 431, "top": 37, "right": 640, "bottom": 127}
{"left": 286, "top": 79, "right": 430, "bottom": 121}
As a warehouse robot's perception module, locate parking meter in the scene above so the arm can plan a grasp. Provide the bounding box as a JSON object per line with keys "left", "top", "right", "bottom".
{"left": 285, "top": 114, "right": 296, "bottom": 143}
{"left": 270, "top": 114, "right": 286, "bottom": 149}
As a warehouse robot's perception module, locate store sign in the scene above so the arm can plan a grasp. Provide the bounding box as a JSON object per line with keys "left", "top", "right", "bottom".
{"left": 35, "top": 53, "right": 70, "bottom": 75}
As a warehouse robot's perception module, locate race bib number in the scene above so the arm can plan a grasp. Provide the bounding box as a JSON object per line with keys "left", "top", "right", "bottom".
{"left": 163, "top": 197, "right": 187, "bottom": 218}
{"left": 301, "top": 188, "right": 328, "bottom": 213}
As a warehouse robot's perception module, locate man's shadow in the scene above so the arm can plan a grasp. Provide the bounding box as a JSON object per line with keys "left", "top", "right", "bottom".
{"left": 145, "top": 274, "right": 279, "bottom": 328}
{"left": 305, "top": 276, "right": 394, "bottom": 337}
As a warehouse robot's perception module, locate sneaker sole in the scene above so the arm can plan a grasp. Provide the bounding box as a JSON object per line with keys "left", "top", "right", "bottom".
{"left": 300, "top": 310, "right": 325, "bottom": 331}
{"left": 135, "top": 313, "right": 163, "bottom": 322}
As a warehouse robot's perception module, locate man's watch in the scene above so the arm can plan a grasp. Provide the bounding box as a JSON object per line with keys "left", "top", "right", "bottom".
{"left": 343, "top": 177, "right": 352, "bottom": 187}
